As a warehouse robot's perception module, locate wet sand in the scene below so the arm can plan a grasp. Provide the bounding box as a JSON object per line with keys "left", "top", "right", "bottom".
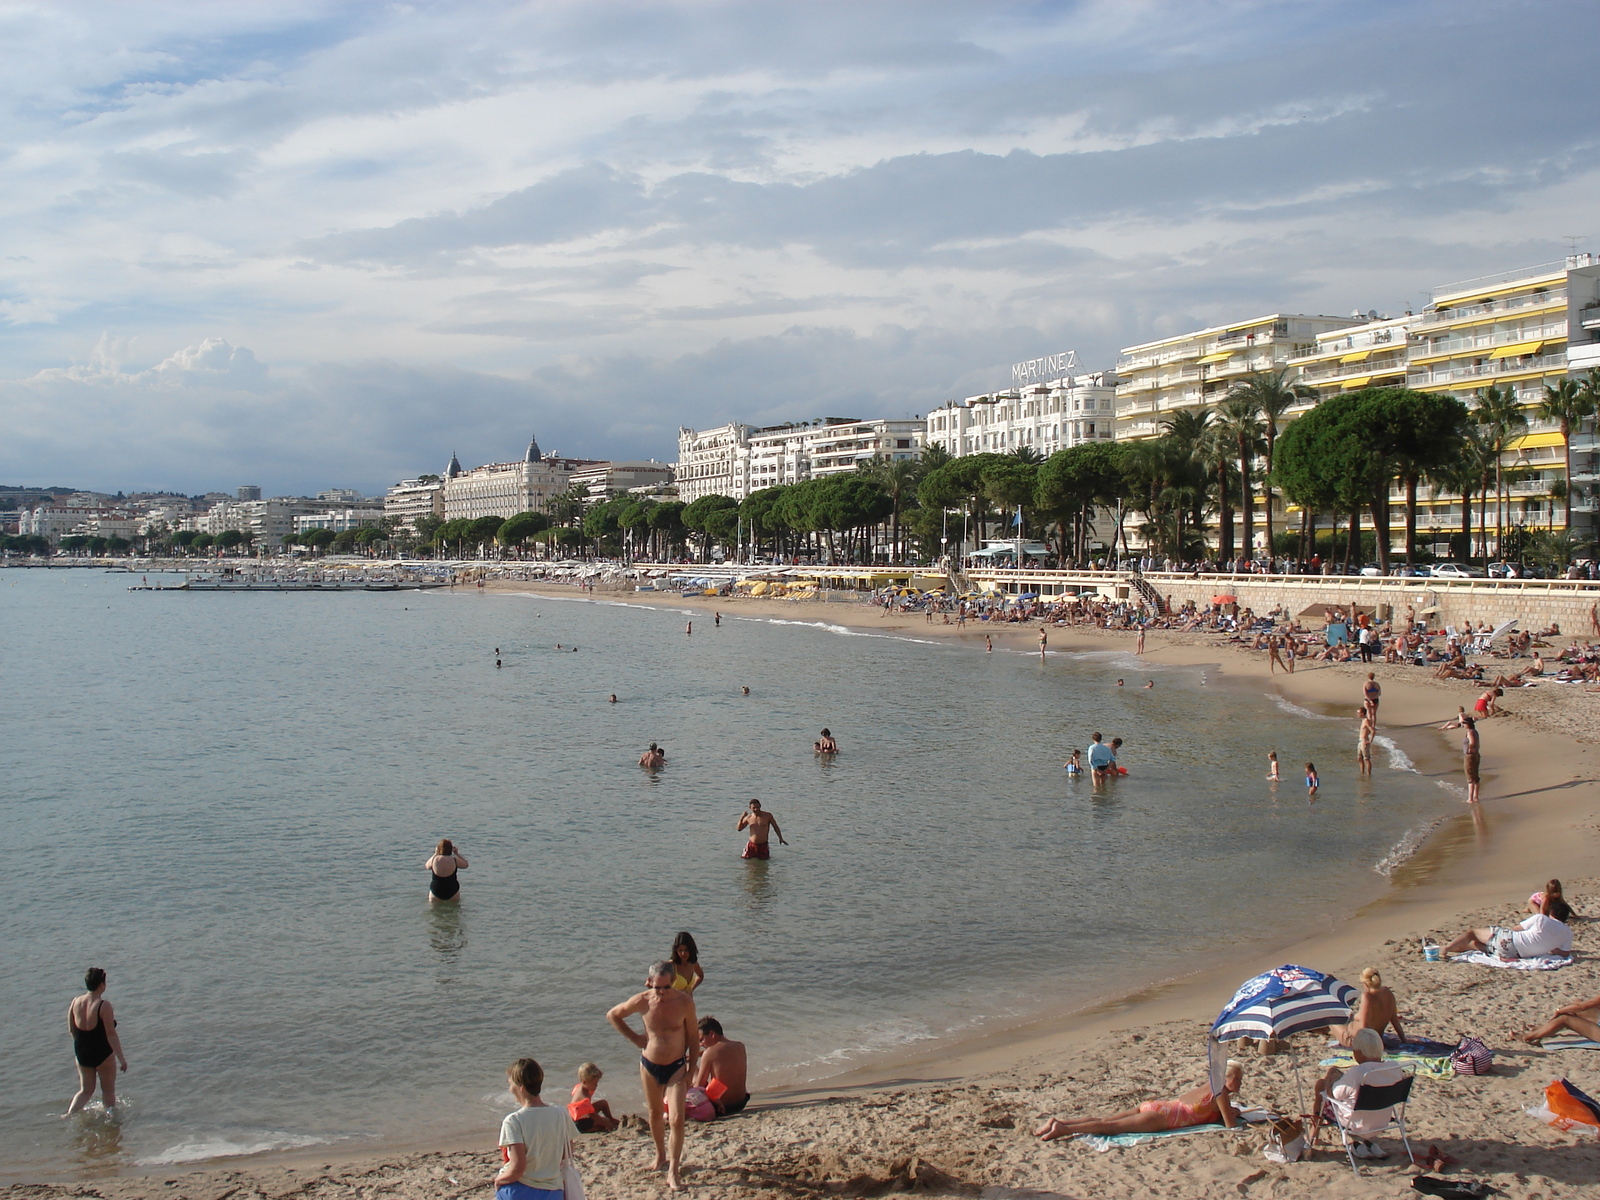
{"left": 13, "top": 583, "right": 1599, "bottom": 1198}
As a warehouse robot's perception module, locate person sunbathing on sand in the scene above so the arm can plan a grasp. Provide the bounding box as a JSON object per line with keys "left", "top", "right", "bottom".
{"left": 1034, "top": 1060, "right": 1242, "bottom": 1140}
{"left": 1515, "top": 991, "right": 1600, "bottom": 1046}
{"left": 1324, "top": 968, "right": 1406, "bottom": 1047}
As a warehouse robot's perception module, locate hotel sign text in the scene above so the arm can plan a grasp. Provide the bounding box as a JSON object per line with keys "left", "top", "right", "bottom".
{"left": 1012, "top": 350, "right": 1079, "bottom": 385}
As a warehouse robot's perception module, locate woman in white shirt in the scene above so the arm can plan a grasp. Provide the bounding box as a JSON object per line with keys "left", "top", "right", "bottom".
{"left": 494, "top": 1058, "right": 577, "bottom": 1200}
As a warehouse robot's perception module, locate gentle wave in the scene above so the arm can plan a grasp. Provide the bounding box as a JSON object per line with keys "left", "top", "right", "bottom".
{"left": 137, "top": 1132, "right": 331, "bottom": 1166}
{"left": 788, "top": 1017, "right": 940, "bottom": 1073}
{"left": 1373, "top": 816, "right": 1449, "bottom": 877}
{"left": 1268, "top": 694, "right": 1338, "bottom": 720}
{"left": 1435, "top": 779, "right": 1471, "bottom": 799}
{"left": 1372, "top": 735, "right": 1418, "bottom": 773}
{"left": 749, "top": 617, "right": 944, "bottom": 646}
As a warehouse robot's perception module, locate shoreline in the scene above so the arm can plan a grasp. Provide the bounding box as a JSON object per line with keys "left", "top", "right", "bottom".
{"left": 12, "top": 582, "right": 1600, "bottom": 1195}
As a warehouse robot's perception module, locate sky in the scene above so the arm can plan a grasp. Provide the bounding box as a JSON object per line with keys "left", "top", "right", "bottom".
{"left": 1, "top": 0, "right": 1597, "bottom": 497}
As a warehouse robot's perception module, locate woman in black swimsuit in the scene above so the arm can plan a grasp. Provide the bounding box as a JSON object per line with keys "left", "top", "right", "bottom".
{"left": 65, "top": 966, "right": 126, "bottom": 1116}
{"left": 424, "top": 838, "right": 468, "bottom": 902}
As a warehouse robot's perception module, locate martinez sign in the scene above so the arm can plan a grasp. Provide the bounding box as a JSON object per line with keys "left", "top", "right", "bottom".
{"left": 1012, "top": 350, "right": 1079, "bottom": 385}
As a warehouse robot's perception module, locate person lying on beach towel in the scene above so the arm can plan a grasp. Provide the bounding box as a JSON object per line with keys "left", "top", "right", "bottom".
{"left": 1515, "top": 991, "right": 1600, "bottom": 1046}
{"left": 1443, "top": 898, "right": 1573, "bottom": 961}
{"left": 1034, "top": 1060, "right": 1242, "bottom": 1141}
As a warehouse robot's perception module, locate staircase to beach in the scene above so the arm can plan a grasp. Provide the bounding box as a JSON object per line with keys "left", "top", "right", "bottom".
{"left": 1126, "top": 573, "right": 1169, "bottom": 615}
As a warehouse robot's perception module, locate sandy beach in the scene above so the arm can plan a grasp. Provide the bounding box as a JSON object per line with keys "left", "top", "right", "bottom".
{"left": 13, "top": 582, "right": 1600, "bottom": 1200}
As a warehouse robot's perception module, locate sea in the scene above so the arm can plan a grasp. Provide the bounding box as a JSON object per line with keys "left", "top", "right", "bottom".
{"left": 0, "top": 568, "right": 1461, "bottom": 1177}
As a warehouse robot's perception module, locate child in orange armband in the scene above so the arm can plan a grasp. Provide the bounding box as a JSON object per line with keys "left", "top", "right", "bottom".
{"left": 569, "top": 1063, "right": 618, "bottom": 1133}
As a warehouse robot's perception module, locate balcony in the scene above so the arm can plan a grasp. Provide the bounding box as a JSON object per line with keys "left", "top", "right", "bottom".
{"left": 1581, "top": 304, "right": 1600, "bottom": 331}
{"left": 1416, "top": 288, "right": 1567, "bottom": 328}
{"left": 1408, "top": 352, "right": 1569, "bottom": 388}
{"left": 1411, "top": 323, "right": 1567, "bottom": 363}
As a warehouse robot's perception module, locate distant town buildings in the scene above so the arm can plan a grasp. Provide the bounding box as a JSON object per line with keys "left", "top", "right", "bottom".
{"left": 383, "top": 476, "right": 444, "bottom": 533}
{"left": 568, "top": 460, "right": 675, "bottom": 500}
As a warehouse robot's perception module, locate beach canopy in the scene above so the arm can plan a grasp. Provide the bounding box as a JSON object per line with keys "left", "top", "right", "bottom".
{"left": 1212, "top": 964, "right": 1357, "bottom": 1041}
{"left": 1212, "top": 594, "right": 1237, "bottom": 605}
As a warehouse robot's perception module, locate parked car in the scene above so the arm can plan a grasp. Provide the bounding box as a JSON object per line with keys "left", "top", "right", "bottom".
{"left": 1359, "top": 563, "right": 1383, "bottom": 576}
{"left": 1430, "top": 562, "right": 1487, "bottom": 579}
{"left": 1388, "top": 564, "right": 1429, "bottom": 577}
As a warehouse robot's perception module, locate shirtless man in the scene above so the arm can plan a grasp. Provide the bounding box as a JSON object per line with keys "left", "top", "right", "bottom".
{"left": 639, "top": 743, "right": 665, "bottom": 769}
{"left": 693, "top": 1017, "right": 750, "bottom": 1117}
{"left": 737, "top": 799, "right": 787, "bottom": 860}
{"left": 607, "top": 962, "right": 698, "bottom": 1189}
{"left": 1356, "top": 707, "right": 1375, "bottom": 776}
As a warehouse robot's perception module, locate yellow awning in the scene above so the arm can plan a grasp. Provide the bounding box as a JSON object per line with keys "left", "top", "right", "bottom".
{"left": 1488, "top": 339, "right": 1545, "bottom": 360}
{"left": 1341, "top": 376, "right": 1373, "bottom": 389}
{"left": 1433, "top": 273, "right": 1565, "bottom": 307}
{"left": 1506, "top": 431, "right": 1566, "bottom": 451}
{"left": 1339, "top": 349, "right": 1373, "bottom": 364}
{"left": 1196, "top": 351, "right": 1233, "bottom": 364}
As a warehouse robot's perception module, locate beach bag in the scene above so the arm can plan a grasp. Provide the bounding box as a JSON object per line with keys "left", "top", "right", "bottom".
{"left": 1450, "top": 1036, "right": 1493, "bottom": 1076}
{"left": 1532, "top": 1078, "right": 1600, "bottom": 1133}
{"left": 1261, "top": 1116, "right": 1304, "bottom": 1163}
{"left": 561, "top": 1143, "right": 585, "bottom": 1200}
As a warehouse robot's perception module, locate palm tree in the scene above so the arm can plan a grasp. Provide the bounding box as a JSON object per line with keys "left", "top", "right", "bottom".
{"left": 1225, "top": 369, "right": 1315, "bottom": 560}
{"left": 1537, "top": 377, "right": 1596, "bottom": 534}
{"left": 1427, "top": 425, "right": 1491, "bottom": 564}
{"left": 1212, "top": 394, "right": 1265, "bottom": 561}
{"left": 1473, "top": 384, "right": 1527, "bottom": 558}
{"left": 1161, "top": 408, "right": 1213, "bottom": 554}
{"left": 858, "top": 453, "right": 925, "bottom": 564}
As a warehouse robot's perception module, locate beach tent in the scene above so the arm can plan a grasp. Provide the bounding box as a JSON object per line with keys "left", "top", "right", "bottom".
{"left": 1210, "top": 965, "right": 1357, "bottom": 1111}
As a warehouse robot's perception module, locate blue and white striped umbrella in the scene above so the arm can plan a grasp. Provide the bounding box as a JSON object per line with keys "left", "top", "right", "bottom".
{"left": 1211, "top": 964, "right": 1357, "bottom": 1041}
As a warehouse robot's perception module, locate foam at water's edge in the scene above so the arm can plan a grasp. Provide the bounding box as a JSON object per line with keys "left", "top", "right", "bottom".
{"left": 1373, "top": 816, "right": 1450, "bottom": 877}
{"left": 749, "top": 617, "right": 944, "bottom": 646}
{"left": 1372, "top": 735, "right": 1418, "bottom": 772}
{"left": 1268, "top": 693, "right": 1338, "bottom": 720}
{"left": 136, "top": 1133, "right": 332, "bottom": 1166}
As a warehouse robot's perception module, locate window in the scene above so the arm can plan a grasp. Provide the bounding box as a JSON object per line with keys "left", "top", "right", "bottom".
{"left": 896, "top": 439, "right": 911, "bottom": 448}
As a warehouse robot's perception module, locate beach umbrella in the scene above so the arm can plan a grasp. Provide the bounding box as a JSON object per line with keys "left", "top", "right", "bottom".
{"left": 1210, "top": 965, "right": 1356, "bottom": 1110}
{"left": 1212, "top": 594, "right": 1238, "bottom": 605}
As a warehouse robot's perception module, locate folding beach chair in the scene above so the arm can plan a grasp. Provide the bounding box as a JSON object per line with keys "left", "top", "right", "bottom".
{"left": 1330, "top": 1073, "right": 1416, "bottom": 1175}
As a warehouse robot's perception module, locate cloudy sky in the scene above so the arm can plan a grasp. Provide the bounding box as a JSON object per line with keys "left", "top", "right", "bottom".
{"left": 1, "top": 0, "right": 1596, "bottom": 496}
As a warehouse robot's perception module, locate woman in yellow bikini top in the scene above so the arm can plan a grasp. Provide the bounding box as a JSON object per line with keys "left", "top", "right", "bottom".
{"left": 670, "top": 931, "right": 703, "bottom": 992}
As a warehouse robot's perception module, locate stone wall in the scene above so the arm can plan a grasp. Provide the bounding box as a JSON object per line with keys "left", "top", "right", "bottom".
{"left": 966, "top": 568, "right": 1600, "bottom": 634}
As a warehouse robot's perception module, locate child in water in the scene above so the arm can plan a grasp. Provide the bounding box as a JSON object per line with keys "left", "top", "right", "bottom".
{"left": 1064, "top": 749, "right": 1083, "bottom": 775}
{"left": 1266, "top": 751, "right": 1280, "bottom": 781}
{"left": 1304, "top": 762, "right": 1319, "bottom": 795}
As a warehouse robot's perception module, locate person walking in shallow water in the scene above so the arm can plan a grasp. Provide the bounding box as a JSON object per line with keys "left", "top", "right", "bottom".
{"left": 737, "top": 799, "right": 786, "bottom": 859}
{"left": 65, "top": 967, "right": 126, "bottom": 1116}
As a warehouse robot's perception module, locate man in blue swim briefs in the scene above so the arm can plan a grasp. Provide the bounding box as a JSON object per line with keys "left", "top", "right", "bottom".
{"left": 607, "top": 962, "right": 698, "bottom": 1190}
{"left": 1087, "top": 732, "right": 1116, "bottom": 782}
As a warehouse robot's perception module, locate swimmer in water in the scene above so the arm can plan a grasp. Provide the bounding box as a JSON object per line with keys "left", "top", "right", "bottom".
{"left": 741, "top": 686, "right": 750, "bottom": 695}
{"left": 639, "top": 743, "right": 665, "bottom": 770}
{"left": 496, "top": 658, "right": 502, "bottom": 668}
{"left": 814, "top": 728, "right": 838, "bottom": 754}
{"left": 1064, "top": 749, "right": 1083, "bottom": 774}
{"left": 985, "top": 635, "right": 992, "bottom": 652}
{"left": 1267, "top": 751, "right": 1280, "bottom": 781}
{"left": 609, "top": 694, "right": 618, "bottom": 703}
{"left": 1143, "top": 680, "right": 1153, "bottom": 689}
{"left": 1116, "top": 679, "right": 1124, "bottom": 687}
{"left": 1305, "top": 762, "right": 1319, "bottom": 796}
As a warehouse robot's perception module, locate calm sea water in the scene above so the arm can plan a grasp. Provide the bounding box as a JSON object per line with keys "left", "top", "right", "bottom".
{"left": 1, "top": 569, "right": 1455, "bottom": 1176}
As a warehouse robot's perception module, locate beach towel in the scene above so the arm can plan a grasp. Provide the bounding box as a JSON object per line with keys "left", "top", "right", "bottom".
{"left": 1451, "top": 951, "right": 1573, "bottom": 971}
{"left": 1542, "top": 1038, "right": 1600, "bottom": 1051}
{"left": 1074, "top": 1123, "right": 1227, "bottom": 1152}
{"left": 1318, "top": 1050, "right": 1454, "bottom": 1080}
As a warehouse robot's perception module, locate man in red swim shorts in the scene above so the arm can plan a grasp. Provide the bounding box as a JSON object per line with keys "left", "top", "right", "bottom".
{"left": 737, "top": 799, "right": 786, "bottom": 860}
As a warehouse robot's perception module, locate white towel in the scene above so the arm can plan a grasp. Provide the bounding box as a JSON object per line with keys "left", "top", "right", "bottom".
{"left": 1451, "top": 951, "right": 1573, "bottom": 971}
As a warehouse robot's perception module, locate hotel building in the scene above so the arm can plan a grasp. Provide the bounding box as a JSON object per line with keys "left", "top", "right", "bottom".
{"left": 675, "top": 418, "right": 923, "bottom": 503}
{"left": 383, "top": 477, "right": 445, "bottom": 533}
{"left": 440, "top": 437, "right": 602, "bottom": 521}
{"left": 1114, "top": 313, "right": 1359, "bottom": 442}
{"left": 923, "top": 370, "right": 1119, "bottom": 458}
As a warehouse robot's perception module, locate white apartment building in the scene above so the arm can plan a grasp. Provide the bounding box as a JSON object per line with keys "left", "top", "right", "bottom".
{"left": 569, "top": 460, "right": 676, "bottom": 500}
{"left": 440, "top": 437, "right": 601, "bottom": 521}
{"left": 384, "top": 477, "right": 444, "bottom": 533}
{"left": 924, "top": 370, "right": 1119, "bottom": 458}
{"left": 294, "top": 503, "right": 386, "bottom": 534}
{"left": 1115, "top": 312, "right": 1359, "bottom": 440}
{"left": 675, "top": 418, "right": 922, "bottom": 503}
{"left": 200, "top": 497, "right": 319, "bottom": 542}
{"left": 19, "top": 506, "right": 135, "bottom": 543}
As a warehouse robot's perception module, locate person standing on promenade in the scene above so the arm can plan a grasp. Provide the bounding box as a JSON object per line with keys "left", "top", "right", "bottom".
{"left": 1363, "top": 673, "right": 1381, "bottom": 723}
{"left": 737, "top": 799, "right": 786, "bottom": 860}
{"left": 1440, "top": 710, "right": 1481, "bottom": 802}
{"left": 425, "top": 839, "right": 468, "bottom": 902}
{"left": 493, "top": 1057, "right": 576, "bottom": 1200}
{"left": 1357, "top": 707, "right": 1375, "bottom": 776}
{"left": 65, "top": 967, "right": 127, "bottom": 1117}
{"left": 607, "top": 963, "right": 698, "bottom": 1190}
{"left": 693, "top": 1017, "right": 750, "bottom": 1117}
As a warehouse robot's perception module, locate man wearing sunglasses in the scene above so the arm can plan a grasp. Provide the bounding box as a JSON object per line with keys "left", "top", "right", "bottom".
{"left": 606, "top": 961, "right": 698, "bottom": 1190}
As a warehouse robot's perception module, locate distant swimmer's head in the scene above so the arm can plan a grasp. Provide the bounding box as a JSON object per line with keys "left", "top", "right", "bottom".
{"left": 507, "top": 1057, "right": 544, "bottom": 1098}
{"left": 1116, "top": 679, "right": 1124, "bottom": 686}
{"left": 672, "top": 931, "right": 699, "bottom": 964}
{"left": 741, "top": 686, "right": 750, "bottom": 695}
{"left": 609, "top": 694, "right": 617, "bottom": 703}
{"left": 437, "top": 838, "right": 454, "bottom": 857}
{"left": 84, "top": 967, "right": 106, "bottom": 992}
